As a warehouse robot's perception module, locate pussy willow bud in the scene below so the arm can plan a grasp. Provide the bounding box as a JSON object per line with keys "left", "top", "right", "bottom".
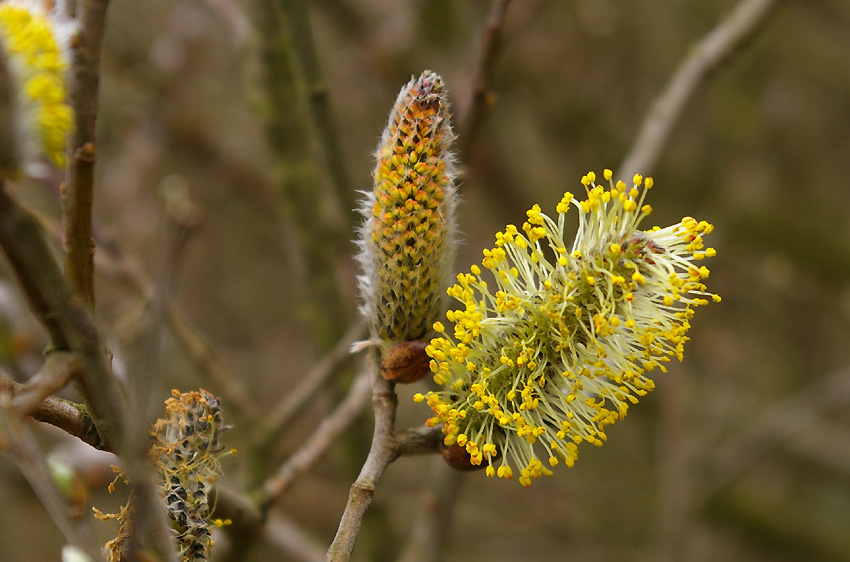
{"left": 356, "top": 71, "right": 458, "bottom": 347}
{"left": 0, "top": 0, "right": 74, "bottom": 178}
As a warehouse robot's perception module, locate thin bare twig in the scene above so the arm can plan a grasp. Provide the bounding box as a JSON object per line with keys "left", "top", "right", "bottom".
{"left": 275, "top": 0, "right": 353, "bottom": 219}
{"left": 259, "top": 368, "right": 371, "bottom": 509}
{"left": 7, "top": 379, "right": 103, "bottom": 449}
{"left": 617, "top": 0, "right": 783, "bottom": 181}
{"left": 166, "top": 306, "right": 257, "bottom": 421}
{"left": 259, "top": 319, "right": 366, "bottom": 447}
{"left": 0, "top": 388, "right": 103, "bottom": 560}
{"left": 700, "top": 367, "right": 850, "bottom": 503}
{"left": 0, "top": 183, "right": 126, "bottom": 451}
{"left": 63, "top": 0, "right": 112, "bottom": 308}
{"left": 11, "top": 352, "right": 80, "bottom": 415}
{"left": 264, "top": 514, "right": 326, "bottom": 562}
{"left": 397, "top": 460, "right": 464, "bottom": 562}
{"left": 459, "top": 0, "right": 513, "bottom": 160}
{"left": 326, "top": 354, "right": 398, "bottom": 561}
{"left": 33, "top": 203, "right": 259, "bottom": 423}
{"left": 118, "top": 183, "right": 203, "bottom": 562}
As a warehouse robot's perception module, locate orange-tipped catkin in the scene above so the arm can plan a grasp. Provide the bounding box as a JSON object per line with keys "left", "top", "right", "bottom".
{"left": 356, "top": 71, "right": 458, "bottom": 345}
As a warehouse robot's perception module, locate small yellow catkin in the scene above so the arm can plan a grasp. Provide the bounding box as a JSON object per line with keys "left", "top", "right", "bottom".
{"left": 356, "top": 71, "right": 458, "bottom": 344}
{"left": 0, "top": 1, "right": 74, "bottom": 177}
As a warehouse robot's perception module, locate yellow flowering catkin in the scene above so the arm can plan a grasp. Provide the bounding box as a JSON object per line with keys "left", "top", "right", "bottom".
{"left": 356, "top": 71, "right": 458, "bottom": 344}
{"left": 416, "top": 170, "right": 720, "bottom": 486}
{"left": 0, "top": 1, "right": 73, "bottom": 176}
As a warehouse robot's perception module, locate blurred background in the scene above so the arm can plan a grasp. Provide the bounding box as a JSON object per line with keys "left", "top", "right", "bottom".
{"left": 1, "top": 0, "right": 850, "bottom": 560}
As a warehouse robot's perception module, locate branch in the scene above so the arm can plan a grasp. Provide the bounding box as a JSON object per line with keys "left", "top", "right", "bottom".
{"left": 701, "top": 367, "right": 850, "bottom": 503}
{"left": 257, "top": 319, "right": 366, "bottom": 449}
{"left": 33, "top": 200, "right": 260, "bottom": 423}
{"left": 275, "top": 0, "right": 353, "bottom": 220}
{"left": 617, "top": 0, "right": 783, "bottom": 181}
{"left": 259, "top": 368, "right": 371, "bottom": 510}
{"left": 63, "top": 0, "right": 112, "bottom": 307}
{"left": 459, "top": 0, "right": 513, "bottom": 160}
{"left": 166, "top": 306, "right": 257, "bottom": 421}
{"left": 0, "top": 183, "right": 126, "bottom": 450}
{"left": 0, "top": 388, "right": 103, "bottom": 560}
{"left": 327, "top": 354, "right": 399, "bottom": 562}
{"left": 264, "top": 514, "right": 326, "bottom": 562}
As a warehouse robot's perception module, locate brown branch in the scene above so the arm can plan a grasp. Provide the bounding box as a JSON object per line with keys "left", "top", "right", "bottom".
{"left": 63, "top": 0, "right": 112, "bottom": 308}
{"left": 326, "top": 354, "right": 399, "bottom": 561}
{"left": 275, "top": 0, "right": 353, "bottom": 220}
{"left": 2, "top": 377, "right": 102, "bottom": 449}
{"left": 617, "top": 0, "right": 783, "bottom": 181}
{"left": 166, "top": 306, "right": 257, "bottom": 421}
{"left": 33, "top": 198, "right": 260, "bottom": 424}
{"left": 257, "top": 319, "right": 366, "bottom": 449}
{"left": 0, "top": 183, "right": 126, "bottom": 450}
{"left": 397, "top": 461, "right": 464, "bottom": 562}
{"left": 0, "top": 389, "right": 103, "bottom": 560}
{"left": 11, "top": 352, "right": 80, "bottom": 415}
{"left": 700, "top": 367, "right": 850, "bottom": 503}
{"left": 396, "top": 424, "right": 442, "bottom": 457}
{"left": 459, "top": 0, "right": 513, "bottom": 160}
{"left": 259, "top": 368, "right": 371, "bottom": 510}
{"left": 264, "top": 515, "right": 326, "bottom": 562}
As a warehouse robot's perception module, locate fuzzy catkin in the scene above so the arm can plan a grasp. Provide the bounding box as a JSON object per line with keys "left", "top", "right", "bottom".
{"left": 150, "top": 390, "right": 229, "bottom": 562}
{"left": 0, "top": 1, "right": 74, "bottom": 176}
{"left": 356, "top": 71, "right": 458, "bottom": 345}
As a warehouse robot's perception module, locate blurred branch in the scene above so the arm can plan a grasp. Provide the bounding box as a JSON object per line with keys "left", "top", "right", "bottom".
{"left": 63, "top": 0, "right": 112, "bottom": 308}
{"left": 253, "top": 0, "right": 353, "bottom": 345}
{"left": 701, "top": 366, "right": 850, "bottom": 503}
{"left": 118, "top": 183, "right": 204, "bottom": 562}
{"left": 459, "top": 0, "right": 513, "bottom": 160}
{"left": 397, "top": 461, "right": 464, "bottom": 562}
{"left": 10, "top": 351, "right": 80, "bottom": 416}
{"left": 166, "top": 306, "right": 257, "bottom": 421}
{"left": 617, "top": 0, "right": 782, "bottom": 181}
{"left": 264, "top": 514, "right": 326, "bottom": 562}
{"left": 4, "top": 378, "right": 103, "bottom": 449}
{"left": 0, "top": 183, "right": 126, "bottom": 451}
{"left": 275, "top": 0, "right": 354, "bottom": 220}
{"left": 327, "top": 355, "right": 398, "bottom": 561}
{"left": 0, "top": 387, "right": 103, "bottom": 560}
{"left": 256, "top": 319, "right": 366, "bottom": 451}
{"left": 259, "top": 367, "right": 371, "bottom": 509}
{"left": 33, "top": 201, "right": 259, "bottom": 423}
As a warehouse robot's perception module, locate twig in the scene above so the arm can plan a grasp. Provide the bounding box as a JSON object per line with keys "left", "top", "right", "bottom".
{"left": 700, "top": 367, "right": 850, "bottom": 503}
{"left": 33, "top": 202, "right": 259, "bottom": 423}
{"left": 118, "top": 183, "right": 203, "bottom": 562}
{"left": 459, "top": 0, "right": 513, "bottom": 160}
{"left": 617, "top": 0, "right": 782, "bottom": 181}
{"left": 397, "top": 460, "right": 465, "bottom": 562}
{"left": 259, "top": 368, "right": 371, "bottom": 509}
{"left": 11, "top": 352, "right": 80, "bottom": 416}
{"left": 258, "top": 319, "right": 366, "bottom": 448}
{"left": 326, "top": 353, "right": 398, "bottom": 561}
{"left": 63, "top": 0, "right": 112, "bottom": 308}
{"left": 264, "top": 514, "right": 326, "bottom": 562}
{"left": 0, "top": 388, "right": 103, "bottom": 560}
{"left": 10, "top": 381, "right": 103, "bottom": 449}
{"left": 254, "top": 0, "right": 352, "bottom": 345}
{"left": 275, "top": 0, "right": 353, "bottom": 220}
{"left": 166, "top": 306, "right": 256, "bottom": 421}
{"left": 0, "top": 183, "right": 126, "bottom": 451}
